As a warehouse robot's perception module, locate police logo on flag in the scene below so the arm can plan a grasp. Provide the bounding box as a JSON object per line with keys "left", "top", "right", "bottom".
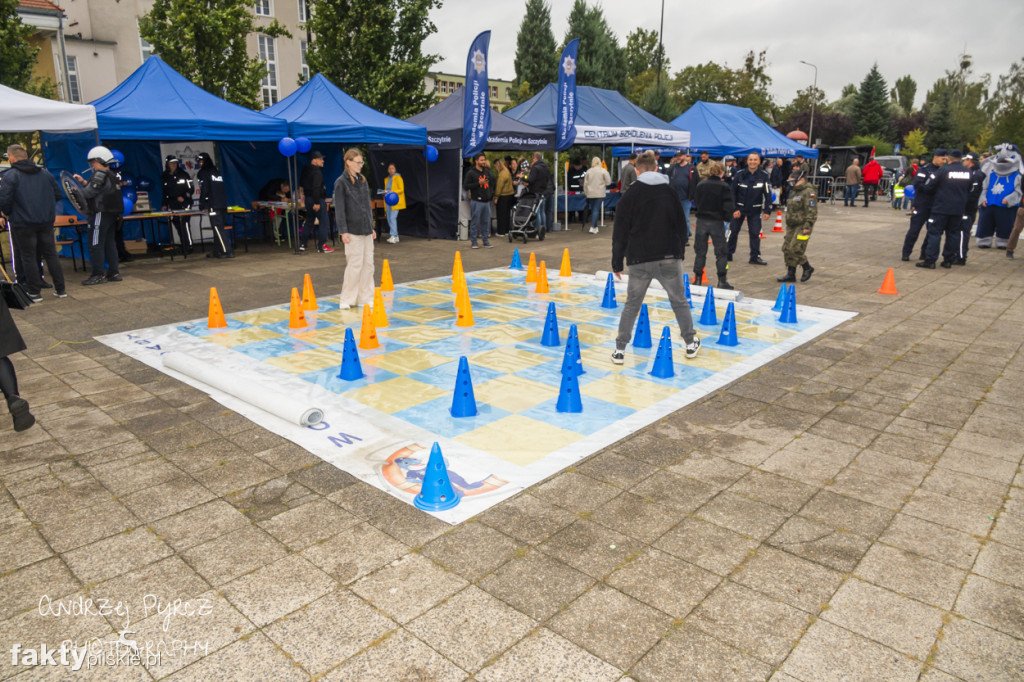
{"left": 562, "top": 55, "right": 577, "bottom": 77}
{"left": 472, "top": 49, "right": 486, "bottom": 74}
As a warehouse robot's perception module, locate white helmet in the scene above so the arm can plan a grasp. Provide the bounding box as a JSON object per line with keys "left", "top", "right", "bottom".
{"left": 87, "top": 146, "right": 115, "bottom": 165}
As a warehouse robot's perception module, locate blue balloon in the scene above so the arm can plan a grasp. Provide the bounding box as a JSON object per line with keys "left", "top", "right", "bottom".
{"left": 123, "top": 196, "right": 135, "bottom": 214}
{"left": 111, "top": 149, "right": 125, "bottom": 168}
{"left": 123, "top": 189, "right": 138, "bottom": 203}
{"left": 424, "top": 145, "right": 439, "bottom": 162}
{"left": 771, "top": 192, "right": 777, "bottom": 203}
{"left": 120, "top": 175, "right": 135, "bottom": 189}
{"left": 278, "top": 137, "right": 297, "bottom": 157}
{"left": 385, "top": 191, "right": 400, "bottom": 206}
{"left": 295, "top": 137, "right": 312, "bottom": 154}
{"left": 136, "top": 177, "right": 153, "bottom": 191}
{"left": 904, "top": 185, "right": 915, "bottom": 199}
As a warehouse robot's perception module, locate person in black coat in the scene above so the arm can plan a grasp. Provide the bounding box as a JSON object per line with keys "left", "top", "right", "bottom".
{"left": 728, "top": 152, "right": 772, "bottom": 265}
{"left": 160, "top": 156, "right": 194, "bottom": 254}
{"left": 0, "top": 293, "right": 35, "bottom": 432}
{"left": 299, "top": 151, "right": 330, "bottom": 253}
{"left": 196, "top": 152, "right": 233, "bottom": 258}
{"left": 691, "top": 162, "right": 735, "bottom": 289}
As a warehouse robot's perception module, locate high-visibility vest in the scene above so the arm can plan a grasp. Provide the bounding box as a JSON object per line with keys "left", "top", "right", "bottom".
{"left": 893, "top": 184, "right": 904, "bottom": 199}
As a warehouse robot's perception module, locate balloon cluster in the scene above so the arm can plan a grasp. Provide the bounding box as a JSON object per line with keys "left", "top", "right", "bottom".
{"left": 279, "top": 136, "right": 313, "bottom": 157}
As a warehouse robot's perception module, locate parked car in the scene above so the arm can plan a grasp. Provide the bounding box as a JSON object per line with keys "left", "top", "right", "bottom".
{"left": 874, "top": 155, "right": 909, "bottom": 181}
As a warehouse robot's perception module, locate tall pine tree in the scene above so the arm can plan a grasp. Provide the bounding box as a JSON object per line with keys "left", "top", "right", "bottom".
{"left": 564, "top": 0, "right": 625, "bottom": 92}
{"left": 306, "top": 0, "right": 440, "bottom": 118}
{"left": 853, "top": 63, "right": 892, "bottom": 138}
{"left": 890, "top": 75, "right": 917, "bottom": 114}
{"left": 925, "top": 87, "right": 958, "bottom": 150}
{"left": 512, "top": 0, "right": 557, "bottom": 104}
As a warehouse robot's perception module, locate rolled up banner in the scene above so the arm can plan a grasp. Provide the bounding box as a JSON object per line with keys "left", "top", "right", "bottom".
{"left": 162, "top": 351, "right": 324, "bottom": 426}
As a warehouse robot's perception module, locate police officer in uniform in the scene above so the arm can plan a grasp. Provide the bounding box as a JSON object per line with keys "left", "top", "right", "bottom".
{"left": 161, "top": 156, "right": 194, "bottom": 255}
{"left": 196, "top": 152, "right": 233, "bottom": 258}
{"left": 901, "top": 149, "right": 946, "bottom": 261}
{"left": 777, "top": 168, "right": 817, "bottom": 283}
{"left": 918, "top": 149, "right": 972, "bottom": 268}
{"left": 299, "top": 150, "right": 330, "bottom": 253}
{"left": 728, "top": 151, "right": 771, "bottom": 265}
{"left": 956, "top": 152, "right": 986, "bottom": 265}
{"left": 75, "top": 146, "right": 124, "bottom": 285}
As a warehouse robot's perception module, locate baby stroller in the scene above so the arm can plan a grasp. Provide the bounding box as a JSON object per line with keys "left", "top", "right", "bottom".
{"left": 507, "top": 192, "right": 546, "bottom": 243}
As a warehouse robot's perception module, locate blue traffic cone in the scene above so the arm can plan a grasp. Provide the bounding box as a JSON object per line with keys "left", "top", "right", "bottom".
{"left": 509, "top": 248, "right": 523, "bottom": 270}
{"left": 561, "top": 326, "right": 584, "bottom": 377}
{"left": 683, "top": 273, "right": 693, "bottom": 309}
{"left": 541, "top": 302, "right": 560, "bottom": 346}
{"left": 450, "top": 356, "right": 478, "bottom": 417}
{"left": 779, "top": 284, "right": 798, "bottom": 324}
{"left": 413, "top": 442, "right": 460, "bottom": 512}
{"left": 633, "top": 304, "right": 652, "bottom": 348}
{"left": 567, "top": 324, "right": 585, "bottom": 374}
{"left": 650, "top": 326, "right": 674, "bottom": 378}
{"left": 717, "top": 302, "right": 739, "bottom": 346}
{"left": 338, "top": 328, "right": 364, "bottom": 381}
{"left": 556, "top": 369, "right": 583, "bottom": 412}
{"left": 699, "top": 286, "right": 717, "bottom": 325}
{"left": 601, "top": 272, "right": 617, "bottom": 308}
{"left": 771, "top": 284, "right": 787, "bottom": 312}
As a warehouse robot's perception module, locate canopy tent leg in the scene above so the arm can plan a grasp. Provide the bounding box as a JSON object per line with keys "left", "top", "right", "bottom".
{"left": 554, "top": 150, "right": 559, "bottom": 232}
{"left": 563, "top": 152, "right": 568, "bottom": 232}
{"left": 425, "top": 152, "right": 432, "bottom": 241}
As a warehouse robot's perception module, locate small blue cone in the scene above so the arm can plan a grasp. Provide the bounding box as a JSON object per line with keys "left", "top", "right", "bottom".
{"left": 338, "top": 328, "right": 364, "bottom": 381}
{"left": 683, "top": 273, "right": 693, "bottom": 309}
{"left": 601, "top": 273, "right": 617, "bottom": 308}
{"left": 413, "top": 442, "right": 460, "bottom": 511}
{"left": 779, "top": 284, "right": 798, "bottom": 324}
{"left": 771, "top": 284, "right": 787, "bottom": 312}
{"left": 556, "top": 369, "right": 583, "bottom": 412}
{"left": 699, "top": 286, "right": 717, "bottom": 326}
{"left": 509, "top": 248, "right": 523, "bottom": 270}
{"left": 450, "top": 356, "right": 478, "bottom": 417}
{"left": 649, "top": 326, "right": 674, "bottom": 378}
{"left": 541, "top": 302, "right": 560, "bottom": 346}
{"left": 633, "top": 304, "right": 652, "bottom": 348}
{"left": 567, "top": 324, "right": 585, "bottom": 374}
{"left": 717, "top": 302, "right": 739, "bottom": 346}
{"left": 561, "top": 326, "right": 584, "bottom": 377}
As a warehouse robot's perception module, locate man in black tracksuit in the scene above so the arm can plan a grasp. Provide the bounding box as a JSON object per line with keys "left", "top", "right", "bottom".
{"left": 902, "top": 149, "right": 946, "bottom": 261}
{"left": 196, "top": 152, "right": 233, "bottom": 258}
{"left": 75, "top": 146, "right": 124, "bottom": 285}
{"left": 300, "top": 151, "right": 329, "bottom": 253}
{"left": 955, "top": 152, "right": 986, "bottom": 266}
{"left": 691, "top": 161, "right": 735, "bottom": 290}
{"left": 728, "top": 152, "right": 772, "bottom": 265}
{"left": 918, "top": 149, "right": 972, "bottom": 269}
{"left": 161, "top": 155, "right": 194, "bottom": 254}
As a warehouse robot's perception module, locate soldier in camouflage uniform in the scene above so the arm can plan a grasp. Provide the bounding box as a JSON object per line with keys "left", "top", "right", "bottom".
{"left": 777, "top": 168, "right": 817, "bottom": 283}
{"left": 695, "top": 151, "right": 713, "bottom": 184}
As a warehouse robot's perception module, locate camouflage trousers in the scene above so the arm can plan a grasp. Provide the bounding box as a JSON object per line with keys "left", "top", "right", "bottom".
{"left": 782, "top": 224, "right": 812, "bottom": 268}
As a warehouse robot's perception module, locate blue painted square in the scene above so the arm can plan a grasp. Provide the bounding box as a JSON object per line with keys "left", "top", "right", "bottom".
{"left": 747, "top": 312, "right": 817, "bottom": 332}
{"left": 509, "top": 316, "right": 547, "bottom": 333}
{"left": 620, "top": 361, "right": 714, "bottom": 389}
{"left": 232, "top": 336, "right": 319, "bottom": 361}
{"left": 424, "top": 317, "right": 500, "bottom": 330}
{"left": 520, "top": 396, "right": 636, "bottom": 435}
{"left": 325, "top": 336, "right": 411, "bottom": 358}
{"left": 389, "top": 299, "right": 427, "bottom": 313}
{"left": 712, "top": 336, "right": 775, "bottom": 356}
{"left": 177, "top": 318, "right": 251, "bottom": 338}
{"left": 417, "top": 336, "right": 500, "bottom": 358}
{"left": 299, "top": 363, "right": 400, "bottom": 393}
{"left": 408, "top": 360, "right": 505, "bottom": 390}
{"left": 262, "top": 318, "right": 339, "bottom": 335}
{"left": 514, "top": 359, "right": 609, "bottom": 388}
{"left": 393, "top": 395, "right": 510, "bottom": 438}
{"left": 312, "top": 300, "right": 341, "bottom": 312}
{"left": 512, "top": 341, "right": 563, "bottom": 359}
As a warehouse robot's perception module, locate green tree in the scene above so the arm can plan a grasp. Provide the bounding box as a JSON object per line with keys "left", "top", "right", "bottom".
{"left": 512, "top": 0, "right": 557, "bottom": 102}
{"left": 0, "top": 0, "right": 36, "bottom": 92}
{"left": 841, "top": 83, "right": 857, "bottom": 98}
{"left": 780, "top": 85, "right": 827, "bottom": 122}
{"left": 890, "top": 75, "right": 917, "bottom": 113}
{"left": 848, "top": 135, "right": 893, "bottom": 156}
{"left": 989, "top": 57, "right": 1024, "bottom": 148}
{"left": 903, "top": 128, "right": 928, "bottom": 157}
{"left": 139, "top": 0, "right": 288, "bottom": 109}
{"left": 624, "top": 27, "right": 667, "bottom": 80}
{"left": 641, "top": 82, "right": 679, "bottom": 121}
{"left": 672, "top": 61, "right": 731, "bottom": 111}
{"left": 563, "top": 0, "right": 625, "bottom": 92}
{"left": 932, "top": 54, "right": 990, "bottom": 147}
{"left": 306, "top": 0, "right": 440, "bottom": 118}
{"left": 853, "top": 63, "right": 891, "bottom": 138}
{"left": 731, "top": 50, "right": 775, "bottom": 121}
{"left": 924, "top": 87, "right": 958, "bottom": 150}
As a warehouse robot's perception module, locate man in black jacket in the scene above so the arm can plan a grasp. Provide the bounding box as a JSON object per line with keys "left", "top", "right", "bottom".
{"left": 691, "top": 162, "right": 735, "bottom": 290}
{"left": 161, "top": 155, "right": 194, "bottom": 254}
{"left": 919, "top": 149, "right": 972, "bottom": 269}
{"left": 300, "top": 151, "right": 331, "bottom": 253}
{"left": 728, "top": 152, "right": 772, "bottom": 265}
{"left": 525, "top": 152, "right": 552, "bottom": 232}
{"left": 0, "top": 144, "right": 66, "bottom": 299}
{"left": 955, "top": 152, "right": 985, "bottom": 265}
{"left": 196, "top": 152, "right": 233, "bottom": 259}
{"left": 902, "top": 149, "right": 946, "bottom": 261}
{"left": 464, "top": 153, "right": 495, "bottom": 248}
{"left": 75, "top": 146, "right": 124, "bottom": 285}
{"left": 611, "top": 151, "right": 700, "bottom": 365}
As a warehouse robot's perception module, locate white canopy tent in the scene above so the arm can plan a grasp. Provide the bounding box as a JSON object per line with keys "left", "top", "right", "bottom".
{"left": 0, "top": 84, "right": 97, "bottom": 133}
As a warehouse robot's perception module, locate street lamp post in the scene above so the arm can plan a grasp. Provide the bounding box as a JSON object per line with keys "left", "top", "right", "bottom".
{"left": 799, "top": 60, "right": 818, "bottom": 149}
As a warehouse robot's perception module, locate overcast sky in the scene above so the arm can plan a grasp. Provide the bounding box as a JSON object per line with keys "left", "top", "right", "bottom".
{"left": 422, "top": 0, "right": 1024, "bottom": 110}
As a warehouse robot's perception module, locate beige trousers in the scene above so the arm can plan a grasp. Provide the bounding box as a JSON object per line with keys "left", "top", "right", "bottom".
{"left": 340, "top": 234, "right": 375, "bottom": 307}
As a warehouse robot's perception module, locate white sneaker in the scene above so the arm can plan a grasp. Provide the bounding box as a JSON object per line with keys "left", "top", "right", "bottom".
{"left": 339, "top": 303, "right": 352, "bottom": 310}
{"left": 387, "top": 236, "right": 399, "bottom": 244}
{"left": 589, "top": 227, "right": 599, "bottom": 234}
{"left": 685, "top": 336, "right": 701, "bottom": 359}
{"left": 611, "top": 349, "right": 625, "bottom": 365}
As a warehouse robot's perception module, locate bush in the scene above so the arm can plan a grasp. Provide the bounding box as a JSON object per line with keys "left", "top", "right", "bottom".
{"left": 847, "top": 135, "right": 894, "bottom": 156}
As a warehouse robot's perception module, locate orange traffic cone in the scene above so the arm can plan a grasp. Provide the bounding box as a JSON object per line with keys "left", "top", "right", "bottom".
{"left": 456, "top": 283, "right": 475, "bottom": 327}
{"left": 773, "top": 210, "right": 783, "bottom": 232}
{"left": 208, "top": 287, "right": 227, "bottom": 328}
{"left": 301, "top": 273, "right": 318, "bottom": 311}
{"left": 372, "top": 287, "right": 389, "bottom": 327}
{"left": 701, "top": 268, "right": 709, "bottom": 285}
{"left": 288, "top": 287, "right": 308, "bottom": 328}
{"left": 759, "top": 229, "right": 766, "bottom": 239}
{"left": 526, "top": 252, "right": 537, "bottom": 283}
{"left": 381, "top": 259, "right": 394, "bottom": 291}
{"left": 452, "top": 252, "right": 464, "bottom": 292}
{"left": 536, "top": 261, "right": 550, "bottom": 294}
{"left": 359, "top": 304, "right": 379, "bottom": 349}
{"left": 559, "top": 248, "right": 571, "bottom": 277}
{"left": 878, "top": 268, "right": 898, "bottom": 295}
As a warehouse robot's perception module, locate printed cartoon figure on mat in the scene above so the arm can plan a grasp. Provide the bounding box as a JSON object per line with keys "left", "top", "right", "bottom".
{"left": 377, "top": 442, "right": 508, "bottom": 498}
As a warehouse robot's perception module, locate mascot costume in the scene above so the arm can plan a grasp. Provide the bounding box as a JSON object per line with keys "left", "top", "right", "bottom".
{"left": 976, "top": 143, "right": 1023, "bottom": 248}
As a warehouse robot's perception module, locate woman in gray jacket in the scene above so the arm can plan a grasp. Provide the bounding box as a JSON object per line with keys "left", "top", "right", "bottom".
{"left": 333, "top": 149, "right": 376, "bottom": 309}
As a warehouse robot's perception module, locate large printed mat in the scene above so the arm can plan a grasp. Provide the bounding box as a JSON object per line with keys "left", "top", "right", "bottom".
{"left": 98, "top": 267, "right": 856, "bottom": 524}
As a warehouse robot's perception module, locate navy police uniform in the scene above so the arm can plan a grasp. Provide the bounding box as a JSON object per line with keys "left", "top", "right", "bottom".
{"left": 196, "top": 153, "right": 233, "bottom": 258}
{"left": 728, "top": 167, "right": 772, "bottom": 263}
{"left": 919, "top": 153, "right": 972, "bottom": 268}
{"left": 955, "top": 158, "right": 986, "bottom": 265}
{"left": 161, "top": 157, "right": 194, "bottom": 254}
{"left": 902, "top": 152, "right": 943, "bottom": 260}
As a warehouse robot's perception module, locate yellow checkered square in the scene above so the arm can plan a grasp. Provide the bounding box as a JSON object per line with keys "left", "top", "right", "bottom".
{"left": 468, "top": 347, "right": 550, "bottom": 373}
{"left": 473, "top": 375, "right": 559, "bottom": 412}
{"left": 364, "top": 348, "right": 452, "bottom": 374}
{"left": 205, "top": 327, "right": 281, "bottom": 348}
{"left": 581, "top": 374, "right": 678, "bottom": 409}
{"left": 264, "top": 347, "right": 344, "bottom": 374}
{"left": 455, "top": 414, "right": 583, "bottom": 466}
{"left": 344, "top": 376, "right": 447, "bottom": 413}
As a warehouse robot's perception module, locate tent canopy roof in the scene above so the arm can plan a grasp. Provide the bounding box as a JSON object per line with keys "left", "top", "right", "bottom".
{"left": 0, "top": 83, "right": 97, "bottom": 133}
{"left": 89, "top": 56, "right": 288, "bottom": 141}
{"left": 669, "top": 102, "right": 818, "bottom": 158}
{"left": 406, "top": 89, "right": 554, "bottom": 151}
{"left": 503, "top": 83, "right": 689, "bottom": 147}
{"left": 262, "top": 74, "right": 427, "bottom": 145}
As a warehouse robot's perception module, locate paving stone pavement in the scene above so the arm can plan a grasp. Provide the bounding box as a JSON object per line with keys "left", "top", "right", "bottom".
{"left": 1, "top": 200, "right": 1022, "bottom": 681}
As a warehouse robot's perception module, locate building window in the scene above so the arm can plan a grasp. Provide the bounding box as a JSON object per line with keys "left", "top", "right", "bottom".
{"left": 297, "top": 0, "right": 307, "bottom": 22}
{"left": 258, "top": 35, "right": 278, "bottom": 107}
{"left": 300, "top": 41, "right": 309, "bottom": 81}
{"left": 140, "top": 36, "right": 154, "bottom": 62}
{"left": 255, "top": 0, "right": 271, "bottom": 17}
{"left": 66, "top": 56, "right": 81, "bottom": 103}
{"left": 491, "top": 86, "right": 498, "bottom": 98}
{"left": 441, "top": 81, "right": 448, "bottom": 94}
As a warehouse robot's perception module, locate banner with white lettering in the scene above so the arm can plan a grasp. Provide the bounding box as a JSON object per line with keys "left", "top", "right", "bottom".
{"left": 556, "top": 38, "right": 579, "bottom": 152}
{"left": 462, "top": 31, "right": 492, "bottom": 159}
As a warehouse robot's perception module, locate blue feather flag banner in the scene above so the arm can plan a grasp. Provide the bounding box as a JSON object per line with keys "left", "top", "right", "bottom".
{"left": 462, "top": 31, "right": 492, "bottom": 158}
{"left": 556, "top": 38, "right": 579, "bottom": 152}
